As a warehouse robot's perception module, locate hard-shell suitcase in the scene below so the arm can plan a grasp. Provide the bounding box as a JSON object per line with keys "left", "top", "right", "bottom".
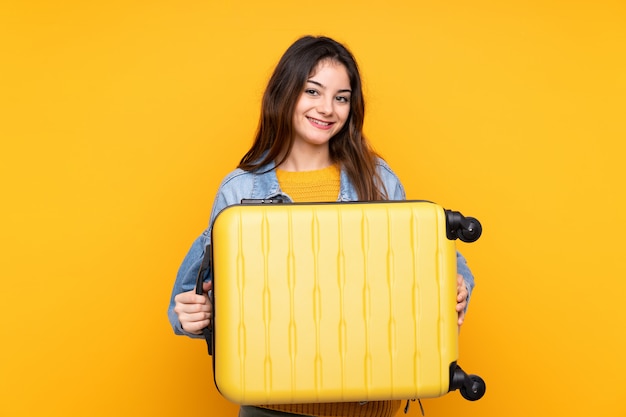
{"left": 196, "top": 200, "right": 485, "bottom": 405}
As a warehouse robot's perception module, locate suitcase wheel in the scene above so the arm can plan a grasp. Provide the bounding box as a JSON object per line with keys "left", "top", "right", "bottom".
{"left": 445, "top": 211, "right": 483, "bottom": 243}
{"left": 449, "top": 363, "right": 486, "bottom": 401}
{"left": 457, "top": 217, "right": 482, "bottom": 243}
{"left": 460, "top": 374, "right": 486, "bottom": 401}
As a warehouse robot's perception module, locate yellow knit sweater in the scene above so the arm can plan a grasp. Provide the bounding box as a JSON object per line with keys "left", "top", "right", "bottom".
{"left": 260, "top": 165, "right": 402, "bottom": 417}
{"left": 276, "top": 165, "right": 341, "bottom": 202}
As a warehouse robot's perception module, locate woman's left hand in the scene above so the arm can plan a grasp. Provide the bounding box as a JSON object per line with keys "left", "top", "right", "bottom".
{"left": 456, "top": 274, "right": 469, "bottom": 326}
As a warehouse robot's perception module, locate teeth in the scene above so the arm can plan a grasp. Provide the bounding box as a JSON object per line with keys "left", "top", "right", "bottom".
{"left": 308, "top": 117, "right": 330, "bottom": 126}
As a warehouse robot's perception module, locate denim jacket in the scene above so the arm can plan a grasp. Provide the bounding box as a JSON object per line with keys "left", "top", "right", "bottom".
{"left": 168, "top": 158, "right": 475, "bottom": 337}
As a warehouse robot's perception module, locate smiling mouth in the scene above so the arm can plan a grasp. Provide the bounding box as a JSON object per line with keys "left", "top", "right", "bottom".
{"left": 307, "top": 117, "right": 333, "bottom": 127}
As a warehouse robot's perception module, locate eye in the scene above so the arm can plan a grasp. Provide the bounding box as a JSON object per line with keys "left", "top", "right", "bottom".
{"left": 335, "top": 95, "right": 350, "bottom": 103}
{"left": 305, "top": 88, "right": 319, "bottom": 96}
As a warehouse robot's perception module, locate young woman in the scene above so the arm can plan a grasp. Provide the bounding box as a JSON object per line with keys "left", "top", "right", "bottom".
{"left": 168, "top": 35, "right": 475, "bottom": 417}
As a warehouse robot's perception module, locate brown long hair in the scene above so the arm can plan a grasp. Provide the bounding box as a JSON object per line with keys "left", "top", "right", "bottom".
{"left": 238, "top": 35, "right": 387, "bottom": 200}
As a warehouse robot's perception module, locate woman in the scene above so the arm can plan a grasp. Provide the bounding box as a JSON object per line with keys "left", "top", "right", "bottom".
{"left": 168, "top": 35, "right": 475, "bottom": 417}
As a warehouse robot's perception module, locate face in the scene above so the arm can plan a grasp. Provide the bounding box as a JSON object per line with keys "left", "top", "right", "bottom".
{"left": 291, "top": 60, "right": 351, "bottom": 151}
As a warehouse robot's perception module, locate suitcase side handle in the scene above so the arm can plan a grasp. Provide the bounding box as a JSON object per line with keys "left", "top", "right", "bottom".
{"left": 445, "top": 210, "right": 483, "bottom": 242}
{"left": 195, "top": 245, "right": 214, "bottom": 356}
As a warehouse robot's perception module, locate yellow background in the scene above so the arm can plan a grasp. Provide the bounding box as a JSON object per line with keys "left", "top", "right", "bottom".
{"left": 1, "top": 1, "right": 624, "bottom": 416}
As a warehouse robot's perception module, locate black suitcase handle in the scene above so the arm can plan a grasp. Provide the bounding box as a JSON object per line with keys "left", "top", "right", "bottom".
{"left": 195, "top": 245, "right": 214, "bottom": 355}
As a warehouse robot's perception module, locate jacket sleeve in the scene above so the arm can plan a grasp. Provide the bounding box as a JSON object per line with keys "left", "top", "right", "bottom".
{"left": 167, "top": 232, "right": 211, "bottom": 338}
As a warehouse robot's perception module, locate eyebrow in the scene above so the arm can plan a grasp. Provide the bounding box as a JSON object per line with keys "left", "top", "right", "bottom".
{"left": 307, "top": 79, "right": 352, "bottom": 94}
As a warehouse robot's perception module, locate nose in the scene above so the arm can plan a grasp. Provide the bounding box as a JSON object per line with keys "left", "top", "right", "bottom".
{"left": 316, "top": 97, "right": 334, "bottom": 116}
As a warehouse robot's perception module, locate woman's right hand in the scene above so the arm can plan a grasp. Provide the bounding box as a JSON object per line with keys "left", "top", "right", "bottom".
{"left": 174, "top": 281, "right": 212, "bottom": 335}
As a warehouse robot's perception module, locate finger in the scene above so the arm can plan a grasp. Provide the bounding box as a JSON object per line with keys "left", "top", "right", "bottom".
{"left": 457, "top": 309, "right": 466, "bottom": 326}
{"left": 174, "top": 291, "right": 206, "bottom": 305}
{"left": 179, "top": 307, "right": 212, "bottom": 326}
{"left": 202, "top": 280, "right": 213, "bottom": 293}
{"left": 175, "top": 300, "right": 210, "bottom": 315}
{"left": 179, "top": 311, "right": 210, "bottom": 324}
{"left": 181, "top": 317, "right": 211, "bottom": 334}
{"left": 456, "top": 277, "right": 468, "bottom": 302}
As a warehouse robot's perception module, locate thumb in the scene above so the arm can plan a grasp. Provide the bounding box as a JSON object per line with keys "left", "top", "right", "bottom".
{"left": 202, "top": 280, "right": 213, "bottom": 294}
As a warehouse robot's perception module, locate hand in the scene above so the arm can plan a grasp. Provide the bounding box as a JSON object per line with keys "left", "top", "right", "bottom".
{"left": 174, "top": 281, "right": 212, "bottom": 334}
{"left": 456, "top": 274, "right": 468, "bottom": 326}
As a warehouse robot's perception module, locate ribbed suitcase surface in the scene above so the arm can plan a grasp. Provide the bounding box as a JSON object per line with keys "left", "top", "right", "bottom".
{"left": 211, "top": 201, "right": 458, "bottom": 405}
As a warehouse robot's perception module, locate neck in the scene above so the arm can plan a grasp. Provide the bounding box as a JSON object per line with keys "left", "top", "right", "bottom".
{"left": 278, "top": 143, "right": 332, "bottom": 172}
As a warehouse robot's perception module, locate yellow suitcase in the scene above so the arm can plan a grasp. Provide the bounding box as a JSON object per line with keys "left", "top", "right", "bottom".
{"left": 198, "top": 200, "right": 485, "bottom": 405}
